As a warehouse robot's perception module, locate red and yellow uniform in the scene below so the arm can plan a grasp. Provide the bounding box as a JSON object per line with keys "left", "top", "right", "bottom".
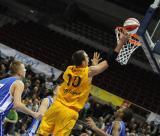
{"left": 37, "top": 66, "right": 91, "bottom": 136}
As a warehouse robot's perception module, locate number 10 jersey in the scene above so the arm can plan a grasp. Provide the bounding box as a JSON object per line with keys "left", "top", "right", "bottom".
{"left": 56, "top": 66, "right": 91, "bottom": 111}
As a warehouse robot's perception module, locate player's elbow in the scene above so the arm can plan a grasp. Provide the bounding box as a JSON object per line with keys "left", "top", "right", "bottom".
{"left": 13, "top": 103, "right": 19, "bottom": 109}
{"left": 94, "top": 67, "right": 107, "bottom": 76}
{"left": 13, "top": 102, "right": 22, "bottom": 110}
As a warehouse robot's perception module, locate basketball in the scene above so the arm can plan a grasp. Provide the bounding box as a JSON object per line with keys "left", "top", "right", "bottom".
{"left": 123, "top": 18, "right": 140, "bottom": 34}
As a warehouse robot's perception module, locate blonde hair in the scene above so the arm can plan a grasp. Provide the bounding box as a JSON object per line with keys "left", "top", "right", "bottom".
{"left": 10, "top": 60, "right": 23, "bottom": 75}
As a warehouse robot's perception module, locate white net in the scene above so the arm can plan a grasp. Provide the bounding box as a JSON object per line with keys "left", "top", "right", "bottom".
{"left": 115, "top": 27, "right": 141, "bottom": 65}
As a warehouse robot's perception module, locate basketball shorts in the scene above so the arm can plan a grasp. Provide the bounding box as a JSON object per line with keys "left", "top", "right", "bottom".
{"left": 37, "top": 101, "right": 79, "bottom": 136}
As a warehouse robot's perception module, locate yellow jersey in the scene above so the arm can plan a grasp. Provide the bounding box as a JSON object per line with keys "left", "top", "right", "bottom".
{"left": 56, "top": 66, "right": 91, "bottom": 111}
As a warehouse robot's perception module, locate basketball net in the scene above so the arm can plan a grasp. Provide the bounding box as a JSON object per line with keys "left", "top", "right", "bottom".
{"left": 115, "top": 27, "right": 141, "bottom": 65}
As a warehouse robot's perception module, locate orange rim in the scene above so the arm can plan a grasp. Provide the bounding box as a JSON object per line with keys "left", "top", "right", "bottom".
{"left": 128, "top": 39, "right": 141, "bottom": 46}
{"left": 129, "top": 34, "right": 141, "bottom": 46}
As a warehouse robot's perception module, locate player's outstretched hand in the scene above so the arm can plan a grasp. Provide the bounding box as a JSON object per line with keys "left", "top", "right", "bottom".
{"left": 33, "top": 112, "right": 43, "bottom": 120}
{"left": 91, "top": 52, "right": 102, "bottom": 66}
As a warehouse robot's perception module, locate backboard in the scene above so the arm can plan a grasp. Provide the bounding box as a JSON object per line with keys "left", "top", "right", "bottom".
{"left": 137, "top": 0, "right": 160, "bottom": 74}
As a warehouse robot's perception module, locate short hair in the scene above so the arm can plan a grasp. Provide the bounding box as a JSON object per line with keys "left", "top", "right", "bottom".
{"left": 72, "top": 50, "right": 86, "bottom": 66}
{"left": 122, "top": 108, "right": 133, "bottom": 123}
{"left": 10, "top": 60, "right": 23, "bottom": 75}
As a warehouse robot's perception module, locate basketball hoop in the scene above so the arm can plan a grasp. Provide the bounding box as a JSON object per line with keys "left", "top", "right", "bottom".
{"left": 115, "top": 27, "right": 142, "bottom": 65}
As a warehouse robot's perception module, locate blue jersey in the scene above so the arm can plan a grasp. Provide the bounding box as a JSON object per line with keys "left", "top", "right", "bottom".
{"left": 106, "top": 121, "right": 126, "bottom": 136}
{"left": 0, "top": 77, "right": 17, "bottom": 116}
{"left": 27, "top": 96, "right": 53, "bottom": 136}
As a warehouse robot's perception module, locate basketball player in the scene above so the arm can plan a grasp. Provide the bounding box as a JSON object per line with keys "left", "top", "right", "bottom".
{"left": 26, "top": 85, "right": 59, "bottom": 136}
{"left": 0, "top": 61, "right": 42, "bottom": 136}
{"left": 37, "top": 29, "right": 129, "bottom": 136}
{"left": 86, "top": 108, "right": 133, "bottom": 136}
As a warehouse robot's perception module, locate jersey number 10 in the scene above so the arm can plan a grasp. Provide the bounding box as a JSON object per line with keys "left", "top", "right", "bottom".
{"left": 67, "top": 74, "right": 81, "bottom": 87}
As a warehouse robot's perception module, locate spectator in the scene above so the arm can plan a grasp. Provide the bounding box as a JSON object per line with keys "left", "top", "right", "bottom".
{"left": 19, "top": 124, "right": 27, "bottom": 136}
{"left": 32, "top": 98, "right": 40, "bottom": 112}
{"left": 45, "top": 77, "right": 54, "bottom": 90}
{"left": 0, "top": 63, "right": 6, "bottom": 78}
{"left": 22, "top": 82, "right": 31, "bottom": 98}
{"left": 97, "top": 116, "right": 105, "bottom": 129}
{"left": 81, "top": 101, "right": 91, "bottom": 119}
{"left": 32, "top": 86, "right": 40, "bottom": 95}
{"left": 4, "top": 109, "right": 18, "bottom": 135}
{"left": 27, "top": 99, "right": 33, "bottom": 110}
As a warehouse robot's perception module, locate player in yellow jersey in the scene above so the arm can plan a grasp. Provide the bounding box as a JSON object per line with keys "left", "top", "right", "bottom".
{"left": 37, "top": 28, "right": 129, "bottom": 136}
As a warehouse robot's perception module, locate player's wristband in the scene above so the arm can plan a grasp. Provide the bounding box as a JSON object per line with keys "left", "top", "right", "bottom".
{"left": 105, "top": 49, "right": 119, "bottom": 66}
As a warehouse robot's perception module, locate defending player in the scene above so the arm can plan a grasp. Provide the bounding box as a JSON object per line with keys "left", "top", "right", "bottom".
{"left": 26, "top": 85, "right": 59, "bottom": 136}
{"left": 86, "top": 108, "right": 133, "bottom": 136}
{"left": 0, "top": 61, "right": 42, "bottom": 136}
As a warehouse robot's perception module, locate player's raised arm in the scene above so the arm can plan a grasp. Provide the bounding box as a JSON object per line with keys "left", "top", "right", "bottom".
{"left": 89, "top": 29, "right": 129, "bottom": 78}
{"left": 86, "top": 117, "right": 109, "bottom": 136}
{"left": 112, "top": 122, "right": 120, "bottom": 136}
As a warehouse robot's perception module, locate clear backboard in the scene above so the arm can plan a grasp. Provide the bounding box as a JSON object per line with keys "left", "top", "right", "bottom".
{"left": 137, "top": 0, "right": 160, "bottom": 74}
